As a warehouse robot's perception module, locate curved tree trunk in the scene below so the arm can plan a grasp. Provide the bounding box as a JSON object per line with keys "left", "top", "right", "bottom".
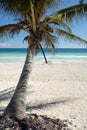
{"left": 4, "top": 45, "right": 35, "bottom": 119}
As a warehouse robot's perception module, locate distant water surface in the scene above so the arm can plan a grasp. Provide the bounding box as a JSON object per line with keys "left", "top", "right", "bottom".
{"left": 0, "top": 48, "right": 87, "bottom": 63}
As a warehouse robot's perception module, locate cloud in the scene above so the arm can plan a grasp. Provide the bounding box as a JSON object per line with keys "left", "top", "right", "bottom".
{"left": 0, "top": 42, "right": 12, "bottom": 48}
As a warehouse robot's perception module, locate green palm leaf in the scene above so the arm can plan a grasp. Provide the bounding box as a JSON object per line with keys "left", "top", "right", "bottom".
{"left": 0, "top": 24, "right": 21, "bottom": 37}
{"left": 39, "top": 43, "right": 48, "bottom": 63}
{"left": 43, "top": 32, "right": 56, "bottom": 52}
{"left": 55, "top": 28, "right": 87, "bottom": 44}
{"left": 50, "top": 4, "right": 87, "bottom": 23}
{"left": 0, "top": 18, "right": 32, "bottom": 38}
{"left": 44, "top": 15, "right": 71, "bottom": 32}
{"left": 0, "top": 0, "right": 30, "bottom": 16}
{"left": 0, "top": 0, "right": 61, "bottom": 17}
{"left": 45, "top": 0, "right": 61, "bottom": 8}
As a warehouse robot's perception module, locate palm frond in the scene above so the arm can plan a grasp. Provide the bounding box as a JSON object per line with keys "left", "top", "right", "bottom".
{"left": 0, "top": 0, "right": 61, "bottom": 17}
{"left": 33, "top": 0, "right": 63, "bottom": 23}
{"left": 30, "top": 0, "right": 36, "bottom": 32}
{"left": 34, "top": 1, "right": 47, "bottom": 22}
{"left": 0, "top": 0, "right": 29, "bottom": 16}
{"left": 43, "top": 32, "right": 56, "bottom": 52}
{"left": 23, "top": 35, "right": 29, "bottom": 44}
{"left": 39, "top": 43, "right": 48, "bottom": 63}
{"left": 50, "top": 4, "right": 87, "bottom": 23}
{"left": 55, "top": 28, "right": 87, "bottom": 45}
{"left": 45, "top": 0, "right": 62, "bottom": 9}
{"left": 0, "top": 23, "right": 29, "bottom": 39}
{"left": 15, "top": 19, "right": 30, "bottom": 26}
{"left": 44, "top": 15, "right": 71, "bottom": 32}
{"left": 0, "top": 19, "right": 31, "bottom": 39}
{"left": 0, "top": 24, "right": 20, "bottom": 38}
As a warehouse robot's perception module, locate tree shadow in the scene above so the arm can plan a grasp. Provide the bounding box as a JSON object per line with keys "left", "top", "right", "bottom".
{"left": 0, "top": 87, "right": 34, "bottom": 102}
{"left": 26, "top": 97, "right": 80, "bottom": 112}
{"left": 0, "top": 87, "right": 15, "bottom": 102}
{"left": 0, "top": 87, "right": 34, "bottom": 113}
{"left": 0, "top": 87, "right": 80, "bottom": 114}
{"left": 0, "top": 98, "right": 80, "bottom": 113}
{"left": 0, "top": 87, "right": 15, "bottom": 113}
{"left": 0, "top": 97, "right": 80, "bottom": 114}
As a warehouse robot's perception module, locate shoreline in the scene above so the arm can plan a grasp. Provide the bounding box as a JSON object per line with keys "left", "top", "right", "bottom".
{"left": 0, "top": 61, "right": 87, "bottom": 130}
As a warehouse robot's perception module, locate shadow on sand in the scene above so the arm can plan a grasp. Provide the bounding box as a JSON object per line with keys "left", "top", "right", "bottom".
{"left": 0, "top": 87, "right": 80, "bottom": 115}
{"left": 26, "top": 97, "right": 79, "bottom": 112}
{"left": 0, "top": 87, "right": 15, "bottom": 102}
{"left": 0, "top": 86, "right": 34, "bottom": 113}
{"left": 0, "top": 87, "right": 15, "bottom": 113}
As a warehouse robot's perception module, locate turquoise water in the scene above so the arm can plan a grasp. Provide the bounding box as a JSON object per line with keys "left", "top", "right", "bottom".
{"left": 0, "top": 48, "right": 87, "bottom": 63}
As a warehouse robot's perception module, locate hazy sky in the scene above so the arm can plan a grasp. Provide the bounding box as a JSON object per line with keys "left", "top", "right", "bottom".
{"left": 0, "top": 0, "right": 87, "bottom": 48}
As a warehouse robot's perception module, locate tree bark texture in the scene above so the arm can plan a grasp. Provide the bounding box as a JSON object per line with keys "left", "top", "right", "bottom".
{"left": 4, "top": 45, "right": 35, "bottom": 119}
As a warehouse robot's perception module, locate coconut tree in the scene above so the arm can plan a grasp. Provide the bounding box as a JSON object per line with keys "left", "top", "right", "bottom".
{"left": 0, "top": 0, "right": 87, "bottom": 119}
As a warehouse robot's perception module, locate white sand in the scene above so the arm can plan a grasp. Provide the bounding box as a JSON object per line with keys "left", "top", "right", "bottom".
{"left": 0, "top": 61, "right": 87, "bottom": 130}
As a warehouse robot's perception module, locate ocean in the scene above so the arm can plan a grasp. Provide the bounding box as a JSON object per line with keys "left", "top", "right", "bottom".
{"left": 0, "top": 48, "right": 87, "bottom": 63}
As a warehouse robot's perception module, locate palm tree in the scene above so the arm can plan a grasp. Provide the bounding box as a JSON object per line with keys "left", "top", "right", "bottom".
{"left": 0, "top": 0, "right": 87, "bottom": 119}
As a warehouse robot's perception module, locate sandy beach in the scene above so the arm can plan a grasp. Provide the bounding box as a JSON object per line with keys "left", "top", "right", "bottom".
{"left": 0, "top": 61, "right": 87, "bottom": 130}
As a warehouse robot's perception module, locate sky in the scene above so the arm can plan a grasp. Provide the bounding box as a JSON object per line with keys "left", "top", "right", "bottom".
{"left": 0, "top": 0, "right": 87, "bottom": 48}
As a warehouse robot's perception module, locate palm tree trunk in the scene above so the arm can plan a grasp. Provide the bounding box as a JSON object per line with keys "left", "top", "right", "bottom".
{"left": 4, "top": 45, "right": 35, "bottom": 119}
